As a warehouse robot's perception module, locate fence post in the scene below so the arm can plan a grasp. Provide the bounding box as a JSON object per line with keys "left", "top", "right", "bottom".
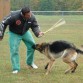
{"left": 0, "top": 0, "right": 10, "bottom": 21}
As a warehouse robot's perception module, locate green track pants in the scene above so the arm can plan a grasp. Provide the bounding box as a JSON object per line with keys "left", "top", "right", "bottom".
{"left": 9, "top": 31, "right": 35, "bottom": 71}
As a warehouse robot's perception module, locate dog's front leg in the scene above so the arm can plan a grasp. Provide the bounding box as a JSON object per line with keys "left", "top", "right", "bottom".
{"left": 45, "top": 60, "right": 55, "bottom": 75}
{"left": 45, "top": 63, "right": 49, "bottom": 69}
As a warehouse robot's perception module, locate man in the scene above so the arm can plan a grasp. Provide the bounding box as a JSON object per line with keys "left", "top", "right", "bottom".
{"left": 0, "top": 6, "right": 44, "bottom": 74}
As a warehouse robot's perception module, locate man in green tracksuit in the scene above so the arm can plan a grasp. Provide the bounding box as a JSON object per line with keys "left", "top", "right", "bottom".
{"left": 0, "top": 6, "right": 44, "bottom": 74}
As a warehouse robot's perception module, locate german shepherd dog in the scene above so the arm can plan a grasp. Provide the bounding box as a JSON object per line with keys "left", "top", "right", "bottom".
{"left": 32, "top": 40, "right": 83, "bottom": 75}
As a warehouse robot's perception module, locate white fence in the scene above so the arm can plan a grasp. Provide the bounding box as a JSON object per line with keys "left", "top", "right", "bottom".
{"left": 31, "top": 11, "right": 83, "bottom": 28}
{"left": 32, "top": 11, "right": 83, "bottom": 15}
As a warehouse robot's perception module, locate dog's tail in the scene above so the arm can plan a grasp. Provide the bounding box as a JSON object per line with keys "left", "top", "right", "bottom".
{"left": 75, "top": 48, "right": 83, "bottom": 54}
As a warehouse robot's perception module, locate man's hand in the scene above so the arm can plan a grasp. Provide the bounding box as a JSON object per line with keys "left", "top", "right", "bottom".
{"left": 0, "top": 37, "right": 3, "bottom": 41}
{"left": 0, "top": 31, "right": 2, "bottom": 35}
{"left": 0, "top": 31, "right": 3, "bottom": 41}
{"left": 38, "top": 32, "right": 44, "bottom": 38}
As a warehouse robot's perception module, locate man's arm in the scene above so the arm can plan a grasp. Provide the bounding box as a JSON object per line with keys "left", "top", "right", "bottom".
{"left": 31, "top": 15, "right": 44, "bottom": 37}
{"left": 0, "top": 10, "right": 20, "bottom": 40}
{"left": 0, "top": 21, "right": 7, "bottom": 40}
{"left": 0, "top": 23, "right": 4, "bottom": 40}
{"left": 0, "top": 16, "right": 13, "bottom": 40}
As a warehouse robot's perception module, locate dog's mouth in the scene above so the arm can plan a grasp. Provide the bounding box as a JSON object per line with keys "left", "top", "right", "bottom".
{"left": 32, "top": 44, "right": 43, "bottom": 53}
{"left": 32, "top": 45, "right": 36, "bottom": 49}
{"left": 32, "top": 44, "right": 39, "bottom": 49}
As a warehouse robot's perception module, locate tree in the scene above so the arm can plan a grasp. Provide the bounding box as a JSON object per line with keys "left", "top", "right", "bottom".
{"left": 11, "top": 0, "right": 83, "bottom": 11}
{"left": 39, "top": 0, "right": 55, "bottom": 11}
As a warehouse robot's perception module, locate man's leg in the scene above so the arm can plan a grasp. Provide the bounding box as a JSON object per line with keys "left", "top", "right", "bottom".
{"left": 22, "top": 31, "right": 38, "bottom": 68}
{"left": 9, "top": 32, "right": 22, "bottom": 72}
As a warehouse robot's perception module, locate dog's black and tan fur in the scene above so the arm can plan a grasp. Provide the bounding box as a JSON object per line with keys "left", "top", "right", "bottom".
{"left": 33, "top": 40, "right": 83, "bottom": 75}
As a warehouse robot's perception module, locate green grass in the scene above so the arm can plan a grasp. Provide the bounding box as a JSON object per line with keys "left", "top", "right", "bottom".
{"left": 0, "top": 15, "right": 83, "bottom": 83}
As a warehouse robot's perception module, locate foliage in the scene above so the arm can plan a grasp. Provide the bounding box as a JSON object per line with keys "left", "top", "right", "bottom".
{"left": 11, "top": 0, "right": 83, "bottom": 11}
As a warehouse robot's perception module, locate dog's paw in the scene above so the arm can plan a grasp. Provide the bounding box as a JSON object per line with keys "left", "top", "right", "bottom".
{"left": 71, "top": 70, "right": 75, "bottom": 73}
{"left": 45, "top": 63, "right": 49, "bottom": 69}
{"left": 65, "top": 70, "right": 70, "bottom": 74}
{"left": 45, "top": 65, "right": 48, "bottom": 69}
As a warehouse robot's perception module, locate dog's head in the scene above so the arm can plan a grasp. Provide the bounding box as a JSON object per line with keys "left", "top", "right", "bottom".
{"left": 32, "top": 42, "right": 49, "bottom": 53}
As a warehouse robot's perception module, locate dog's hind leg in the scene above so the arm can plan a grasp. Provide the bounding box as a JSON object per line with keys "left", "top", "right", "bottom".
{"left": 64, "top": 62, "right": 75, "bottom": 74}
{"left": 71, "top": 61, "right": 78, "bottom": 73}
{"left": 45, "top": 60, "right": 55, "bottom": 75}
{"left": 63, "top": 58, "right": 75, "bottom": 74}
{"left": 62, "top": 49, "right": 78, "bottom": 74}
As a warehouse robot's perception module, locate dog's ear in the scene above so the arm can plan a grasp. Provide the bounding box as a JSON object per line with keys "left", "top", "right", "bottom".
{"left": 41, "top": 42, "right": 47, "bottom": 46}
{"left": 41, "top": 42, "right": 49, "bottom": 47}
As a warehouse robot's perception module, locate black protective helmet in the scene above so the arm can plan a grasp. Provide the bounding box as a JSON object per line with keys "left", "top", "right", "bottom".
{"left": 21, "top": 6, "right": 30, "bottom": 15}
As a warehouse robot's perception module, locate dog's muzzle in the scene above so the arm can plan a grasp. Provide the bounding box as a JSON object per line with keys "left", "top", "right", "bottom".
{"left": 32, "top": 45, "right": 36, "bottom": 49}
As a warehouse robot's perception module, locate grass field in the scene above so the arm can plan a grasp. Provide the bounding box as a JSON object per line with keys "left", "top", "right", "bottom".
{"left": 0, "top": 15, "right": 83, "bottom": 83}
